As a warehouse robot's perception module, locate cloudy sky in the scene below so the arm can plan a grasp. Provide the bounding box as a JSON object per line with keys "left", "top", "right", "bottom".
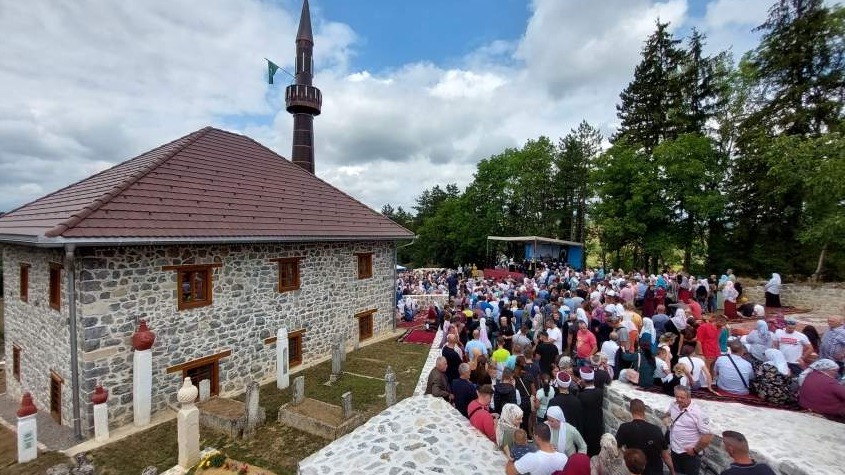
{"left": 0, "top": 0, "right": 773, "bottom": 213}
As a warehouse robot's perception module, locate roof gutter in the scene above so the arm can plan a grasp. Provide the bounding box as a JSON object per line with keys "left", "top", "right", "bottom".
{"left": 0, "top": 233, "right": 415, "bottom": 248}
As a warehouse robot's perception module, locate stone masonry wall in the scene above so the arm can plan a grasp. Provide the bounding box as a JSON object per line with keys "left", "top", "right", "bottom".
{"left": 76, "top": 240, "right": 396, "bottom": 432}
{"left": 2, "top": 245, "right": 75, "bottom": 427}
{"left": 741, "top": 280, "right": 845, "bottom": 322}
{"left": 604, "top": 382, "right": 841, "bottom": 475}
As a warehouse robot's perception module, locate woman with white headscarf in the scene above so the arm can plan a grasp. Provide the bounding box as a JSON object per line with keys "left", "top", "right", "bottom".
{"left": 589, "top": 433, "right": 628, "bottom": 475}
{"left": 723, "top": 281, "right": 739, "bottom": 319}
{"left": 797, "top": 359, "right": 845, "bottom": 417}
{"left": 545, "top": 406, "right": 588, "bottom": 457}
{"left": 752, "top": 349, "right": 795, "bottom": 405}
{"left": 745, "top": 319, "right": 773, "bottom": 361}
{"left": 480, "top": 310, "right": 492, "bottom": 351}
{"left": 496, "top": 403, "right": 523, "bottom": 455}
{"left": 764, "top": 273, "right": 782, "bottom": 308}
{"left": 641, "top": 317, "right": 657, "bottom": 353}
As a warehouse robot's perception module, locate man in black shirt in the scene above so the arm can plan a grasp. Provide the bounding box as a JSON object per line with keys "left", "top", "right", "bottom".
{"left": 720, "top": 431, "right": 776, "bottom": 475}
{"left": 615, "top": 399, "right": 675, "bottom": 475}
{"left": 534, "top": 330, "right": 559, "bottom": 376}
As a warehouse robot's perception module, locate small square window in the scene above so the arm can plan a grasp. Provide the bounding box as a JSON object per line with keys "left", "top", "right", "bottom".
{"left": 274, "top": 258, "right": 301, "bottom": 293}
{"left": 356, "top": 309, "right": 375, "bottom": 341}
{"left": 19, "top": 264, "right": 30, "bottom": 303}
{"left": 356, "top": 253, "right": 373, "bottom": 279}
{"left": 164, "top": 264, "right": 220, "bottom": 310}
{"left": 49, "top": 263, "right": 62, "bottom": 311}
{"left": 289, "top": 330, "right": 304, "bottom": 367}
{"left": 12, "top": 345, "right": 21, "bottom": 382}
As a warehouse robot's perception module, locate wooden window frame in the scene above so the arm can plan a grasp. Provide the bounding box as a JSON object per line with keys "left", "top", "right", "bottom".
{"left": 271, "top": 257, "right": 302, "bottom": 293}
{"left": 12, "top": 345, "right": 21, "bottom": 382}
{"left": 355, "top": 309, "right": 376, "bottom": 341}
{"left": 355, "top": 253, "right": 373, "bottom": 280}
{"left": 19, "top": 264, "right": 30, "bottom": 303}
{"left": 166, "top": 349, "right": 232, "bottom": 398}
{"left": 50, "top": 370, "right": 63, "bottom": 423}
{"left": 163, "top": 263, "right": 221, "bottom": 310}
{"left": 288, "top": 329, "right": 304, "bottom": 367}
{"left": 49, "top": 263, "right": 62, "bottom": 311}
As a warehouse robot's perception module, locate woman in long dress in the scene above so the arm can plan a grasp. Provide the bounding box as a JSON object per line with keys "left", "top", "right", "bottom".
{"left": 764, "top": 273, "right": 782, "bottom": 308}
{"left": 723, "top": 281, "right": 739, "bottom": 319}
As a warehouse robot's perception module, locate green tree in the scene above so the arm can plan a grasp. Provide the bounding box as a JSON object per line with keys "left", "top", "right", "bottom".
{"left": 614, "top": 21, "right": 686, "bottom": 152}
{"left": 556, "top": 121, "right": 602, "bottom": 244}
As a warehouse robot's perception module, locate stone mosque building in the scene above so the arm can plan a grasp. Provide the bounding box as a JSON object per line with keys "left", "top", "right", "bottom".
{"left": 0, "top": 0, "right": 412, "bottom": 437}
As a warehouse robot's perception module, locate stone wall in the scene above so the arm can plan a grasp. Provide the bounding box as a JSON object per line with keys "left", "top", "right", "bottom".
{"left": 1, "top": 245, "right": 75, "bottom": 426}
{"left": 603, "top": 383, "right": 841, "bottom": 475}
{"left": 405, "top": 294, "right": 449, "bottom": 311}
{"left": 3, "top": 240, "right": 397, "bottom": 435}
{"left": 75, "top": 241, "right": 395, "bottom": 433}
{"left": 741, "top": 280, "right": 845, "bottom": 321}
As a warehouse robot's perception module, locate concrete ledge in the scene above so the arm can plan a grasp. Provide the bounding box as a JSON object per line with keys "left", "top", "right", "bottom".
{"left": 604, "top": 382, "right": 843, "bottom": 475}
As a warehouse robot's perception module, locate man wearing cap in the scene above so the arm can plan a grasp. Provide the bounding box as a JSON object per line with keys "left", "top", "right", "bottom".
{"left": 664, "top": 385, "right": 713, "bottom": 475}
{"left": 467, "top": 384, "right": 497, "bottom": 442}
{"left": 774, "top": 318, "right": 812, "bottom": 374}
{"left": 505, "top": 422, "right": 568, "bottom": 475}
{"left": 719, "top": 431, "right": 775, "bottom": 475}
{"left": 576, "top": 366, "right": 604, "bottom": 456}
{"left": 548, "top": 371, "right": 584, "bottom": 434}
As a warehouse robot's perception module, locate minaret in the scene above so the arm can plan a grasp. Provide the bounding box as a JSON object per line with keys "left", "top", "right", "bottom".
{"left": 286, "top": 0, "right": 322, "bottom": 174}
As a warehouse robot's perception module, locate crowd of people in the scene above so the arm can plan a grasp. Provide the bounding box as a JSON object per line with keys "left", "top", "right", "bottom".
{"left": 417, "top": 264, "right": 844, "bottom": 475}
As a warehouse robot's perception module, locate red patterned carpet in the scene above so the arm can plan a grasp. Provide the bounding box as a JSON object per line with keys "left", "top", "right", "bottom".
{"left": 399, "top": 328, "right": 437, "bottom": 345}
{"left": 397, "top": 312, "right": 426, "bottom": 329}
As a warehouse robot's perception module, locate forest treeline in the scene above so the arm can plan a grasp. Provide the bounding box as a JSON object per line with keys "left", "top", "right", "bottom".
{"left": 382, "top": 0, "right": 844, "bottom": 280}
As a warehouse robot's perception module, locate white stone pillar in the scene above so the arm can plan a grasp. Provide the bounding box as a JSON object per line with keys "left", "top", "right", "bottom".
{"left": 92, "top": 384, "right": 110, "bottom": 442}
{"left": 133, "top": 349, "right": 153, "bottom": 427}
{"left": 276, "top": 328, "right": 290, "bottom": 390}
{"left": 132, "top": 320, "right": 156, "bottom": 428}
{"left": 16, "top": 393, "right": 38, "bottom": 464}
{"left": 176, "top": 378, "right": 200, "bottom": 469}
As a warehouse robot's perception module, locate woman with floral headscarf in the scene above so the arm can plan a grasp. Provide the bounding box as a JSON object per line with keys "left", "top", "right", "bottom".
{"left": 496, "top": 403, "right": 524, "bottom": 455}
{"left": 589, "top": 433, "right": 628, "bottom": 475}
{"left": 752, "top": 349, "right": 796, "bottom": 405}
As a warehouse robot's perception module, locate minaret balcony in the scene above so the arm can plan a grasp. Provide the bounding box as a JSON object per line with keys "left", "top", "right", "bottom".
{"left": 285, "top": 84, "right": 322, "bottom": 115}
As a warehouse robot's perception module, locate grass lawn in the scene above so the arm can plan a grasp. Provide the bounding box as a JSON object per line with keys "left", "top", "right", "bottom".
{"left": 0, "top": 426, "right": 69, "bottom": 475}
{"left": 86, "top": 335, "right": 430, "bottom": 475}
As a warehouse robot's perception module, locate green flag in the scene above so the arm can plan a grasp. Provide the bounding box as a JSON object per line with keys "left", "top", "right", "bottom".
{"left": 267, "top": 59, "right": 280, "bottom": 85}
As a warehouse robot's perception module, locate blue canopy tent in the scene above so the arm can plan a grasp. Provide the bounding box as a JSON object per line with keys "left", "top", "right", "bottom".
{"left": 486, "top": 235, "right": 585, "bottom": 270}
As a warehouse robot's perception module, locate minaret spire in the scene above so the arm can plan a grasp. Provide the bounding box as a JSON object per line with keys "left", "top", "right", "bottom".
{"left": 286, "top": 0, "right": 322, "bottom": 174}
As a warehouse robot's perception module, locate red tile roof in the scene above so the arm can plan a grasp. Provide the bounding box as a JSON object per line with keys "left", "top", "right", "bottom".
{"left": 0, "top": 127, "right": 413, "bottom": 243}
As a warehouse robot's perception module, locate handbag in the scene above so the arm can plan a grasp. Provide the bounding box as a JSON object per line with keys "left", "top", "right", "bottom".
{"left": 664, "top": 409, "right": 687, "bottom": 445}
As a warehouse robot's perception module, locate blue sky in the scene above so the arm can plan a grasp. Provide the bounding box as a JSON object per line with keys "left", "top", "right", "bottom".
{"left": 0, "top": 0, "right": 775, "bottom": 212}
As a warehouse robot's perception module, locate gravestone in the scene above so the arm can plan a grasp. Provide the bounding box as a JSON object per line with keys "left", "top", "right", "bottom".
{"left": 276, "top": 327, "right": 290, "bottom": 389}
{"left": 243, "top": 380, "right": 261, "bottom": 438}
{"left": 293, "top": 376, "right": 305, "bottom": 405}
{"left": 140, "top": 467, "right": 158, "bottom": 475}
{"left": 198, "top": 379, "right": 211, "bottom": 403}
{"left": 71, "top": 453, "right": 95, "bottom": 475}
{"left": 337, "top": 335, "right": 346, "bottom": 363}
{"left": 384, "top": 366, "right": 397, "bottom": 407}
{"left": 132, "top": 321, "right": 155, "bottom": 427}
{"left": 341, "top": 392, "right": 353, "bottom": 420}
{"left": 330, "top": 340, "right": 343, "bottom": 382}
{"left": 176, "top": 378, "right": 200, "bottom": 469}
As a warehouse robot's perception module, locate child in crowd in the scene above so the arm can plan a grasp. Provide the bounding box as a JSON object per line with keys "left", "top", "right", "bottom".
{"left": 509, "top": 429, "right": 535, "bottom": 461}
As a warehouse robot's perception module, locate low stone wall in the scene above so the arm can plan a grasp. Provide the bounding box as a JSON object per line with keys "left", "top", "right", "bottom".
{"left": 741, "top": 280, "right": 845, "bottom": 320}
{"left": 405, "top": 294, "right": 449, "bottom": 310}
{"left": 413, "top": 329, "right": 444, "bottom": 396}
{"left": 604, "top": 383, "right": 841, "bottom": 475}
{"left": 297, "top": 395, "right": 507, "bottom": 475}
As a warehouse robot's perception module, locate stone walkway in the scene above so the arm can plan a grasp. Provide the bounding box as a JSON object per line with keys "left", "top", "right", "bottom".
{"left": 0, "top": 392, "right": 79, "bottom": 451}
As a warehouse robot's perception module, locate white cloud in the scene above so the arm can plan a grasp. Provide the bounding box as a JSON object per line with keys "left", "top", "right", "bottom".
{"left": 705, "top": 0, "right": 771, "bottom": 28}
{"left": 0, "top": 0, "right": 769, "bottom": 214}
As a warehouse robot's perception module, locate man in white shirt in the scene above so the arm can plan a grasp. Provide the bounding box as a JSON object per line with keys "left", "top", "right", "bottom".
{"left": 664, "top": 385, "right": 713, "bottom": 475}
{"left": 678, "top": 348, "right": 712, "bottom": 390}
{"left": 714, "top": 341, "right": 753, "bottom": 395}
{"left": 506, "top": 422, "right": 568, "bottom": 475}
{"left": 546, "top": 318, "right": 564, "bottom": 355}
{"left": 774, "top": 318, "right": 812, "bottom": 369}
